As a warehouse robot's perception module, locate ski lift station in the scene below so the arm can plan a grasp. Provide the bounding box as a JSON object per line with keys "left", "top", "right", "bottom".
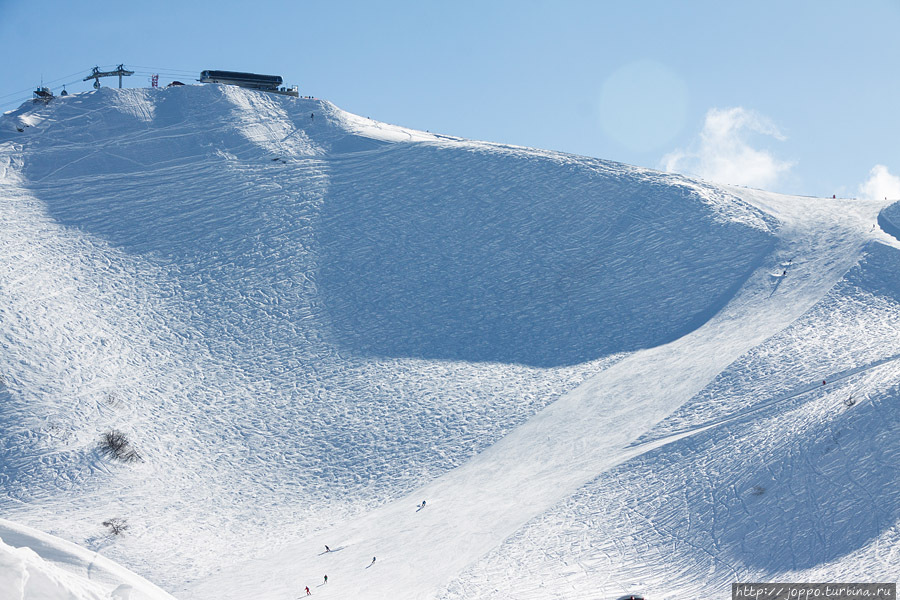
{"left": 32, "top": 86, "right": 53, "bottom": 103}
{"left": 20, "top": 65, "right": 301, "bottom": 108}
{"left": 199, "top": 70, "right": 299, "bottom": 97}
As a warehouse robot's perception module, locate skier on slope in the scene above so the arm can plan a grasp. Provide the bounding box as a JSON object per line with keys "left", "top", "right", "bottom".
{"left": 306, "top": 586, "right": 311, "bottom": 596}
{"left": 324, "top": 545, "right": 330, "bottom": 553}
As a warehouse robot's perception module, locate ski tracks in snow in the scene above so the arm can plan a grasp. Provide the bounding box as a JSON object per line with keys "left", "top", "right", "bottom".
{"left": 186, "top": 192, "right": 888, "bottom": 600}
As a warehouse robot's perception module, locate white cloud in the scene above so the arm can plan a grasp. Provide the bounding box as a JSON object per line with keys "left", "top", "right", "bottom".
{"left": 661, "top": 107, "right": 793, "bottom": 190}
{"left": 858, "top": 164, "right": 900, "bottom": 201}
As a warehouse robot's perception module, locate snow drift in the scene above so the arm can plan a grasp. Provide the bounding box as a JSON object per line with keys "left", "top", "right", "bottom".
{"left": 0, "top": 519, "right": 174, "bottom": 600}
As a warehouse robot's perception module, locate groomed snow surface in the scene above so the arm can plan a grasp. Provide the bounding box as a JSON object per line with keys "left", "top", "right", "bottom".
{"left": 0, "top": 85, "right": 898, "bottom": 599}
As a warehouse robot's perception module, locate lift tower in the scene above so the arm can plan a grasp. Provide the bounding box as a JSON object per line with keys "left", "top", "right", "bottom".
{"left": 84, "top": 64, "right": 135, "bottom": 89}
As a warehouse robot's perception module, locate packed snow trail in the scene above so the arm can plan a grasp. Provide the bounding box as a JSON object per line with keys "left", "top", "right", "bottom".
{"left": 186, "top": 192, "right": 887, "bottom": 600}
{"left": 634, "top": 348, "right": 900, "bottom": 448}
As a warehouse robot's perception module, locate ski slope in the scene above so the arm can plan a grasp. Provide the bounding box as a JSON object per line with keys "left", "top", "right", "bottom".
{"left": 1, "top": 85, "right": 898, "bottom": 599}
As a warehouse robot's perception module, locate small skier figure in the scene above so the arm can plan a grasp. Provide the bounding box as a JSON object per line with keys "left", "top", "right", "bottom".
{"left": 782, "top": 270, "right": 787, "bottom": 276}
{"left": 324, "top": 574, "right": 328, "bottom": 584}
{"left": 324, "top": 545, "right": 330, "bottom": 553}
{"left": 823, "top": 380, "right": 826, "bottom": 385}
{"left": 417, "top": 500, "right": 426, "bottom": 511}
{"left": 371, "top": 556, "right": 376, "bottom": 565}
{"left": 310, "top": 113, "right": 314, "bottom": 119}
{"left": 306, "top": 586, "right": 311, "bottom": 596}
{"left": 844, "top": 396, "right": 856, "bottom": 407}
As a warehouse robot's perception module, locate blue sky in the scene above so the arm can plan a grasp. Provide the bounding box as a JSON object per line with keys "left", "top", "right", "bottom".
{"left": 2, "top": 0, "right": 899, "bottom": 198}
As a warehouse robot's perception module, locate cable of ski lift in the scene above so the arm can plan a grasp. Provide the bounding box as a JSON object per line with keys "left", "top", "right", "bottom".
{"left": 129, "top": 65, "right": 199, "bottom": 75}
{"left": 0, "top": 87, "right": 39, "bottom": 102}
{"left": 0, "top": 71, "right": 87, "bottom": 102}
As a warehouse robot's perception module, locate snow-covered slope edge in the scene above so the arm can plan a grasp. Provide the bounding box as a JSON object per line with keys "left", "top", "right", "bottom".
{"left": 0, "top": 518, "right": 175, "bottom": 600}
{"left": 877, "top": 200, "right": 900, "bottom": 243}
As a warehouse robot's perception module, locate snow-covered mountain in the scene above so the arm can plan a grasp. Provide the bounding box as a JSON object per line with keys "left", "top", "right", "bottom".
{"left": 1, "top": 84, "right": 898, "bottom": 600}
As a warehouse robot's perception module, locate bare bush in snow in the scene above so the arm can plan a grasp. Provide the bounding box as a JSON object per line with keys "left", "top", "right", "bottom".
{"left": 102, "top": 518, "right": 128, "bottom": 535}
{"left": 100, "top": 430, "right": 142, "bottom": 463}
